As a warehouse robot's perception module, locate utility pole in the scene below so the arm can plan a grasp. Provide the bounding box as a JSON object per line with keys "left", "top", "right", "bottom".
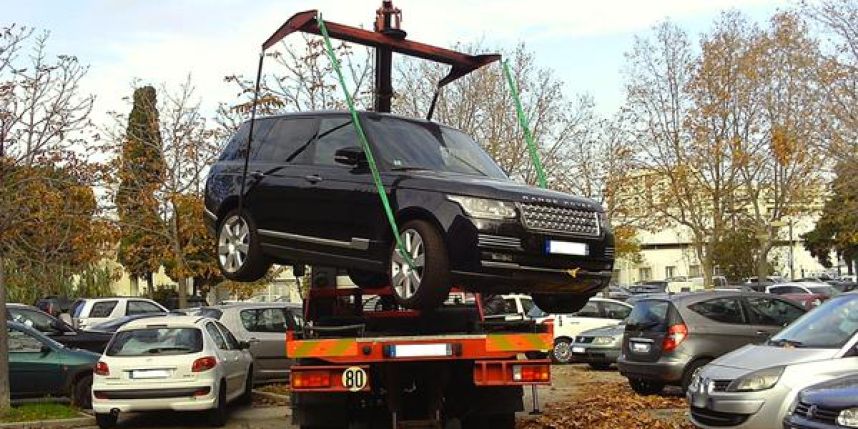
{"left": 788, "top": 220, "right": 795, "bottom": 281}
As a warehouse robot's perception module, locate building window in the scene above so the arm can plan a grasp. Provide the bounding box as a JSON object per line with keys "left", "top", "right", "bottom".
{"left": 665, "top": 266, "right": 676, "bottom": 279}
{"left": 639, "top": 267, "right": 652, "bottom": 281}
{"left": 689, "top": 265, "right": 700, "bottom": 278}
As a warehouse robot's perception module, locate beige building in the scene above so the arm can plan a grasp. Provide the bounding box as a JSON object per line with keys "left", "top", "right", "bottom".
{"left": 615, "top": 215, "right": 836, "bottom": 285}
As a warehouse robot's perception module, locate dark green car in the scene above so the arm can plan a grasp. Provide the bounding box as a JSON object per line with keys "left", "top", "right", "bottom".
{"left": 8, "top": 321, "right": 99, "bottom": 408}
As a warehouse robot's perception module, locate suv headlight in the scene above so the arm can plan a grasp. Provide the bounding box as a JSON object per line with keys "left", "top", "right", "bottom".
{"left": 726, "top": 366, "right": 784, "bottom": 392}
{"left": 838, "top": 408, "right": 858, "bottom": 428}
{"left": 447, "top": 196, "right": 517, "bottom": 220}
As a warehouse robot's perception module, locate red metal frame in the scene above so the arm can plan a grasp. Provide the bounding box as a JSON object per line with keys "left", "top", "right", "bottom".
{"left": 473, "top": 360, "right": 552, "bottom": 386}
{"left": 291, "top": 364, "right": 372, "bottom": 392}
{"left": 261, "top": 10, "right": 500, "bottom": 87}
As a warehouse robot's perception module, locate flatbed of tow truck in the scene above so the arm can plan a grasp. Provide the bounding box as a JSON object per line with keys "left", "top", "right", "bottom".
{"left": 287, "top": 281, "right": 553, "bottom": 429}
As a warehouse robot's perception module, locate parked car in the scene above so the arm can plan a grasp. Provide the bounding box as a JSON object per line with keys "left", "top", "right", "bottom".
{"left": 196, "top": 303, "right": 303, "bottom": 384}
{"left": 7, "top": 304, "right": 112, "bottom": 352}
{"left": 687, "top": 292, "right": 858, "bottom": 429}
{"left": 830, "top": 280, "right": 857, "bottom": 294}
{"left": 617, "top": 291, "right": 807, "bottom": 394}
{"left": 765, "top": 282, "right": 838, "bottom": 309}
{"left": 85, "top": 313, "right": 175, "bottom": 334}
{"left": 204, "top": 112, "right": 615, "bottom": 313}
{"left": 570, "top": 323, "right": 625, "bottom": 369}
{"left": 92, "top": 315, "right": 253, "bottom": 428}
{"left": 162, "top": 295, "right": 210, "bottom": 311}
{"left": 605, "top": 286, "right": 631, "bottom": 302}
{"left": 530, "top": 297, "right": 632, "bottom": 363}
{"left": 71, "top": 297, "right": 167, "bottom": 330}
{"left": 7, "top": 321, "right": 99, "bottom": 409}
{"left": 627, "top": 281, "right": 667, "bottom": 295}
{"left": 484, "top": 294, "right": 535, "bottom": 321}
{"left": 35, "top": 295, "right": 74, "bottom": 318}
{"left": 783, "top": 374, "right": 858, "bottom": 429}
{"left": 744, "top": 276, "right": 786, "bottom": 292}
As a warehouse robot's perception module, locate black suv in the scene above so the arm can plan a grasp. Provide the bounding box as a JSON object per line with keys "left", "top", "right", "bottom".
{"left": 204, "top": 112, "right": 614, "bottom": 311}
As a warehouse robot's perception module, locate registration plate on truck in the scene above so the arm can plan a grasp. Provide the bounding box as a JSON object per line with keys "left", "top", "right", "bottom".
{"left": 546, "top": 240, "right": 588, "bottom": 256}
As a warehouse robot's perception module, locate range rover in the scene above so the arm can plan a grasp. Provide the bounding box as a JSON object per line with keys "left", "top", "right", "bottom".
{"left": 204, "top": 111, "right": 615, "bottom": 312}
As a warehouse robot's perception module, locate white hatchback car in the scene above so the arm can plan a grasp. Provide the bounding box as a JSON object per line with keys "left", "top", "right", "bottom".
{"left": 530, "top": 297, "right": 633, "bottom": 363}
{"left": 92, "top": 316, "right": 253, "bottom": 428}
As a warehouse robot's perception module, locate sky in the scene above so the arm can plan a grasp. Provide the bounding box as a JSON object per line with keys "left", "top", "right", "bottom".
{"left": 3, "top": 0, "right": 799, "bottom": 121}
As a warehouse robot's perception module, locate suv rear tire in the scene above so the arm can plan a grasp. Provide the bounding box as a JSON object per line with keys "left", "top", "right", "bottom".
{"left": 217, "top": 209, "right": 270, "bottom": 282}
{"left": 95, "top": 413, "right": 117, "bottom": 429}
{"left": 628, "top": 378, "right": 665, "bottom": 395}
{"left": 389, "top": 220, "right": 451, "bottom": 310}
{"left": 532, "top": 294, "right": 590, "bottom": 314}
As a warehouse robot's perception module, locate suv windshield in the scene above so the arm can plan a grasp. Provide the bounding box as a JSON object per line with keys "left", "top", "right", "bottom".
{"left": 769, "top": 295, "right": 858, "bottom": 349}
{"left": 365, "top": 117, "right": 507, "bottom": 179}
{"left": 106, "top": 328, "right": 203, "bottom": 356}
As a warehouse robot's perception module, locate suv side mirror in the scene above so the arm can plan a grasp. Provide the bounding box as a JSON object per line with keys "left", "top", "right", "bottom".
{"left": 50, "top": 319, "right": 71, "bottom": 333}
{"left": 238, "top": 340, "right": 252, "bottom": 350}
{"left": 334, "top": 146, "right": 367, "bottom": 166}
{"left": 40, "top": 344, "right": 52, "bottom": 355}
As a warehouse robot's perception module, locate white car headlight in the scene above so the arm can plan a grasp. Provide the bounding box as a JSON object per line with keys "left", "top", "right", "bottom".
{"left": 838, "top": 408, "right": 858, "bottom": 428}
{"left": 592, "top": 336, "right": 615, "bottom": 345}
{"left": 727, "top": 366, "right": 784, "bottom": 392}
{"left": 447, "top": 195, "right": 517, "bottom": 220}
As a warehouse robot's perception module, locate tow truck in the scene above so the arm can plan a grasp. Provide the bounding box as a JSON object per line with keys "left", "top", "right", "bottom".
{"left": 248, "top": 4, "right": 555, "bottom": 428}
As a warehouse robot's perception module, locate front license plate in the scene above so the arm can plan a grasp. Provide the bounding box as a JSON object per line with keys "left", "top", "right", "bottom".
{"left": 631, "top": 342, "right": 651, "bottom": 353}
{"left": 572, "top": 346, "right": 586, "bottom": 354}
{"left": 131, "top": 369, "right": 171, "bottom": 379}
{"left": 546, "top": 240, "right": 588, "bottom": 256}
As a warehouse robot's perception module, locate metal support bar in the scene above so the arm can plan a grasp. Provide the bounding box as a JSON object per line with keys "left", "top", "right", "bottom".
{"left": 238, "top": 53, "right": 265, "bottom": 214}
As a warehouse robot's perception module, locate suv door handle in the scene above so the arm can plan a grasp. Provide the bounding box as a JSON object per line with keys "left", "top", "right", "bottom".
{"left": 304, "top": 174, "right": 322, "bottom": 183}
{"left": 249, "top": 171, "right": 265, "bottom": 179}
{"left": 755, "top": 330, "right": 770, "bottom": 336}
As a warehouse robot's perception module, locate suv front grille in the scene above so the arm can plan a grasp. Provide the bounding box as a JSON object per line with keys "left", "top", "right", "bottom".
{"left": 520, "top": 202, "right": 600, "bottom": 237}
{"left": 794, "top": 401, "right": 839, "bottom": 424}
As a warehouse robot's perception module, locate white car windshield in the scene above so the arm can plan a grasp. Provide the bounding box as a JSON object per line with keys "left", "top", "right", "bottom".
{"left": 769, "top": 295, "right": 858, "bottom": 349}
{"left": 106, "top": 328, "right": 203, "bottom": 356}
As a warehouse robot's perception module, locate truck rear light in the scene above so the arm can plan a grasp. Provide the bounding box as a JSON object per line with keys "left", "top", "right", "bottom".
{"left": 512, "top": 365, "right": 550, "bottom": 382}
{"left": 292, "top": 370, "right": 331, "bottom": 389}
{"left": 95, "top": 361, "right": 109, "bottom": 376}
{"left": 192, "top": 356, "right": 217, "bottom": 372}
{"left": 662, "top": 323, "right": 688, "bottom": 353}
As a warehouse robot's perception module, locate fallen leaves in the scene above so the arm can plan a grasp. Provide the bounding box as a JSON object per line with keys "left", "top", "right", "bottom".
{"left": 519, "top": 368, "right": 693, "bottom": 429}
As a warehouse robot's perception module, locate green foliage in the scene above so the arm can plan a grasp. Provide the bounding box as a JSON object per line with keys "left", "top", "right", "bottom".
{"left": 802, "top": 162, "right": 858, "bottom": 267}
{"left": 116, "top": 86, "right": 168, "bottom": 279}
{"left": 712, "top": 225, "right": 774, "bottom": 282}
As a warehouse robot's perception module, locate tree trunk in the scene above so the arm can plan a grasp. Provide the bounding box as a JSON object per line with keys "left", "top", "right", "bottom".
{"left": 169, "top": 201, "right": 188, "bottom": 310}
{"left": 756, "top": 240, "right": 772, "bottom": 285}
{"left": 146, "top": 272, "right": 154, "bottom": 298}
{"left": 694, "top": 238, "right": 714, "bottom": 289}
{"left": 0, "top": 255, "right": 11, "bottom": 412}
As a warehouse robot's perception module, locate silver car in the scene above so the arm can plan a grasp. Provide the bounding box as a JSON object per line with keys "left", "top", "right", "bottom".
{"left": 195, "top": 302, "right": 303, "bottom": 384}
{"left": 687, "top": 293, "right": 858, "bottom": 429}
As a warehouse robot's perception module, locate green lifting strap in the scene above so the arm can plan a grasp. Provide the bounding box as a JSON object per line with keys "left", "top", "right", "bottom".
{"left": 317, "top": 15, "right": 414, "bottom": 269}
{"left": 502, "top": 60, "right": 548, "bottom": 189}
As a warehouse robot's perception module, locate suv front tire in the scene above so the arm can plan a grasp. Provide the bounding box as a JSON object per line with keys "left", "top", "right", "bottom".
{"left": 390, "top": 220, "right": 451, "bottom": 310}
{"left": 217, "top": 209, "right": 270, "bottom": 282}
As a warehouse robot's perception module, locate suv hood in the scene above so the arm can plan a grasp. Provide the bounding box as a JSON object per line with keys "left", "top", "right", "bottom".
{"left": 395, "top": 170, "right": 602, "bottom": 211}
{"left": 712, "top": 344, "right": 840, "bottom": 371}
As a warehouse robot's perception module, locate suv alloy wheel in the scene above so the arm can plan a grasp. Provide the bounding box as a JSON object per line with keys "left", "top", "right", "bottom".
{"left": 217, "top": 210, "right": 270, "bottom": 282}
{"left": 389, "top": 220, "right": 450, "bottom": 310}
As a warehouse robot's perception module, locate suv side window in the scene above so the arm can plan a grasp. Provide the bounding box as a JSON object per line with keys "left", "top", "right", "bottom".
{"left": 206, "top": 322, "right": 228, "bottom": 350}
{"left": 253, "top": 118, "right": 317, "bottom": 164}
{"left": 314, "top": 117, "right": 360, "bottom": 166}
{"left": 602, "top": 302, "right": 631, "bottom": 320}
{"left": 573, "top": 302, "right": 600, "bottom": 318}
{"left": 89, "top": 301, "right": 118, "bottom": 318}
{"left": 746, "top": 297, "right": 805, "bottom": 326}
{"left": 220, "top": 123, "right": 251, "bottom": 161}
{"left": 688, "top": 298, "right": 745, "bottom": 324}
{"left": 127, "top": 301, "right": 163, "bottom": 315}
